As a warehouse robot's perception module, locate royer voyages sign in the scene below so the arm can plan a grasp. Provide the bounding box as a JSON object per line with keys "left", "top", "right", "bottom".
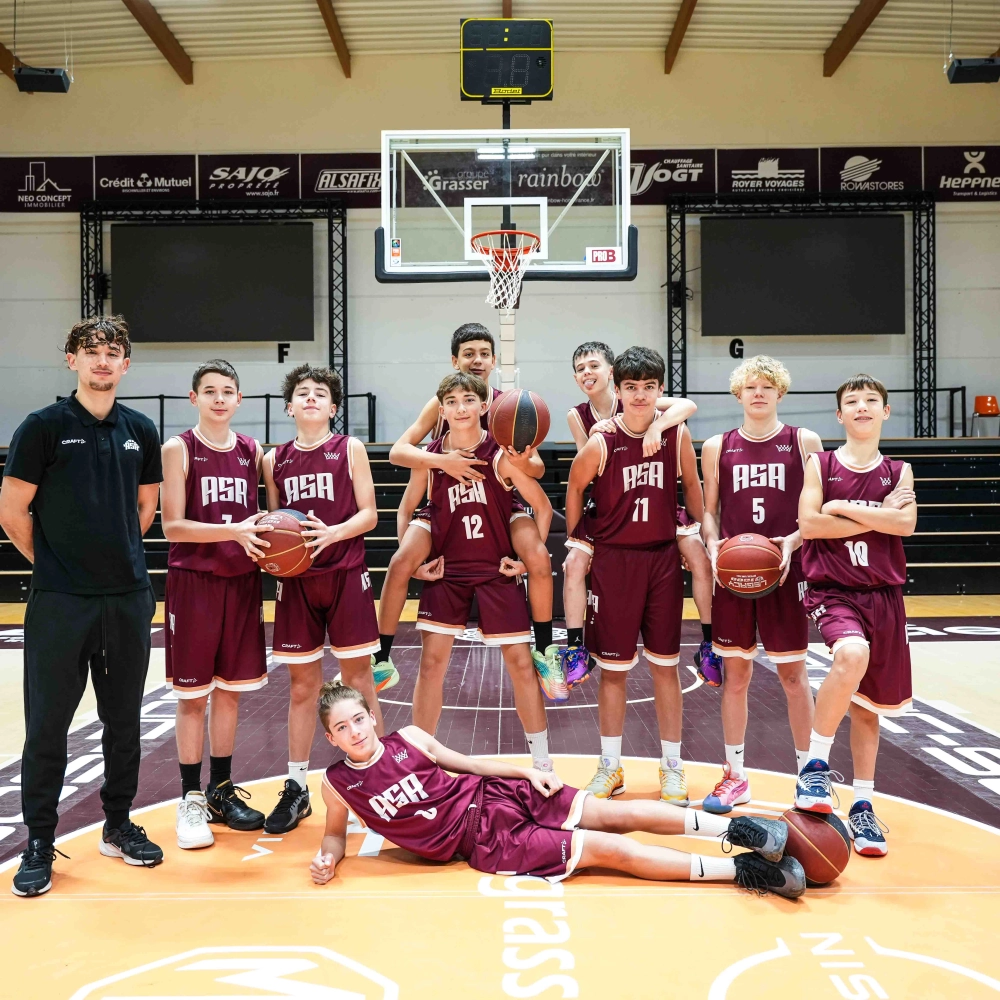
{"left": 717, "top": 148, "right": 819, "bottom": 194}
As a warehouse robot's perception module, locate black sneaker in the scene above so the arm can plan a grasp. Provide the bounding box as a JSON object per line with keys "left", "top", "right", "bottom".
{"left": 264, "top": 779, "right": 312, "bottom": 834}
{"left": 12, "top": 839, "right": 67, "bottom": 897}
{"left": 734, "top": 852, "right": 806, "bottom": 899}
{"left": 723, "top": 816, "right": 788, "bottom": 863}
{"left": 99, "top": 821, "right": 164, "bottom": 868}
{"left": 206, "top": 780, "right": 265, "bottom": 831}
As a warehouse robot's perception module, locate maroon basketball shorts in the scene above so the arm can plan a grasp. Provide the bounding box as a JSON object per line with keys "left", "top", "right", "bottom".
{"left": 417, "top": 573, "right": 532, "bottom": 646}
{"left": 272, "top": 566, "right": 380, "bottom": 664}
{"left": 712, "top": 557, "right": 809, "bottom": 662}
{"left": 165, "top": 568, "right": 266, "bottom": 699}
{"left": 804, "top": 584, "right": 912, "bottom": 716}
{"left": 675, "top": 505, "right": 701, "bottom": 538}
{"left": 466, "top": 777, "right": 590, "bottom": 881}
{"left": 564, "top": 511, "right": 595, "bottom": 560}
{"left": 586, "top": 542, "right": 683, "bottom": 670}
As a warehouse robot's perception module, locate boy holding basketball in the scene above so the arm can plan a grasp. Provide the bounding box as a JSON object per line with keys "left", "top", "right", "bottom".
{"left": 161, "top": 360, "right": 272, "bottom": 849}
{"left": 564, "top": 341, "right": 709, "bottom": 688}
{"left": 261, "top": 365, "right": 383, "bottom": 835}
{"left": 796, "top": 375, "right": 916, "bottom": 858}
{"left": 410, "top": 372, "right": 559, "bottom": 770}
{"left": 699, "top": 356, "right": 822, "bottom": 813}
{"left": 379, "top": 324, "right": 564, "bottom": 699}
{"left": 564, "top": 348, "right": 700, "bottom": 804}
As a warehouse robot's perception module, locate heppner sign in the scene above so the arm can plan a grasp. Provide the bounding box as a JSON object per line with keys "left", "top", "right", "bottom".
{"left": 925, "top": 146, "right": 1000, "bottom": 201}
{"left": 96, "top": 155, "right": 195, "bottom": 200}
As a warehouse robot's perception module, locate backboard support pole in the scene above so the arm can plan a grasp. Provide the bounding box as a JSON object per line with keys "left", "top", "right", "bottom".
{"left": 499, "top": 98, "right": 518, "bottom": 391}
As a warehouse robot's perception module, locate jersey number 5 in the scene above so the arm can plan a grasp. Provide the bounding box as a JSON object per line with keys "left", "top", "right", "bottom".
{"left": 462, "top": 514, "right": 484, "bottom": 539}
{"left": 632, "top": 497, "right": 649, "bottom": 522}
{"left": 752, "top": 497, "right": 765, "bottom": 525}
{"left": 845, "top": 540, "right": 870, "bottom": 567}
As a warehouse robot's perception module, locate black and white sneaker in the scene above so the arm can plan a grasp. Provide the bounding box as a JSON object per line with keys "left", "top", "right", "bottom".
{"left": 205, "top": 780, "right": 265, "bottom": 831}
{"left": 723, "top": 816, "right": 788, "bottom": 863}
{"left": 734, "top": 853, "right": 806, "bottom": 899}
{"left": 100, "top": 821, "right": 164, "bottom": 867}
{"left": 264, "top": 779, "right": 312, "bottom": 834}
{"left": 12, "top": 839, "right": 67, "bottom": 897}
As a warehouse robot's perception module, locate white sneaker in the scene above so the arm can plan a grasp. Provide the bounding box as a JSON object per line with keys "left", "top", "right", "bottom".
{"left": 176, "top": 790, "right": 214, "bottom": 850}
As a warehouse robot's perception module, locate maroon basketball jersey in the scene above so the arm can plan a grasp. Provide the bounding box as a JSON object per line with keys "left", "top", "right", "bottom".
{"left": 269, "top": 433, "right": 365, "bottom": 576}
{"left": 801, "top": 449, "right": 909, "bottom": 589}
{"left": 569, "top": 396, "right": 624, "bottom": 438}
{"left": 717, "top": 424, "right": 807, "bottom": 540}
{"left": 425, "top": 429, "right": 515, "bottom": 582}
{"left": 167, "top": 429, "right": 260, "bottom": 577}
{"left": 324, "top": 732, "right": 482, "bottom": 863}
{"left": 434, "top": 385, "right": 502, "bottom": 440}
{"left": 588, "top": 416, "right": 680, "bottom": 547}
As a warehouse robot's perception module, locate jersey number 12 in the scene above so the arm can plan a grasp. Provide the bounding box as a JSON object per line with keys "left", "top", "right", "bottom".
{"left": 462, "top": 514, "right": 484, "bottom": 539}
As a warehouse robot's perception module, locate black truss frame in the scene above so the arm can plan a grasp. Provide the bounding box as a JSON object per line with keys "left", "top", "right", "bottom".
{"left": 80, "top": 199, "right": 349, "bottom": 433}
{"left": 665, "top": 192, "right": 937, "bottom": 437}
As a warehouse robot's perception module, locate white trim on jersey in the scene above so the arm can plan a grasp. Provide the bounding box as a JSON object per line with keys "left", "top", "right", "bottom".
{"left": 174, "top": 434, "right": 190, "bottom": 479}
{"left": 737, "top": 422, "right": 784, "bottom": 444}
{"left": 594, "top": 433, "right": 609, "bottom": 478}
{"left": 343, "top": 740, "right": 386, "bottom": 770}
{"left": 292, "top": 430, "right": 335, "bottom": 452}
{"left": 347, "top": 436, "right": 357, "bottom": 480}
{"left": 676, "top": 422, "right": 687, "bottom": 478}
{"left": 567, "top": 407, "right": 587, "bottom": 438}
{"left": 833, "top": 446, "right": 885, "bottom": 475}
{"left": 796, "top": 427, "right": 809, "bottom": 469}
{"left": 192, "top": 426, "right": 237, "bottom": 452}
{"left": 492, "top": 448, "right": 514, "bottom": 491}
{"left": 896, "top": 461, "right": 911, "bottom": 488}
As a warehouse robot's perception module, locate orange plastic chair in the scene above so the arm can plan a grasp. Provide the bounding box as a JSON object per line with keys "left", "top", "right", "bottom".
{"left": 971, "top": 395, "right": 1000, "bottom": 436}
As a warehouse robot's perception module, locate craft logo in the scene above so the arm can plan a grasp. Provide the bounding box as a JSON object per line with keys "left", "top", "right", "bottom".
{"left": 839, "top": 154, "right": 903, "bottom": 191}
{"left": 206, "top": 165, "right": 290, "bottom": 193}
{"left": 732, "top": 157, "right": 805, "bottom": 191}
{"left": 315, "top": 168, "right": 381, "bottom": 194}
{"left": 17, "top": 160, "right": 73, "bottom": 208}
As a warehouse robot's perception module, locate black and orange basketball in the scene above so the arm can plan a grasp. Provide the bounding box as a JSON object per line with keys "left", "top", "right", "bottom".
{"left": 781, "top": 809, "right": 851, "bottom": 886}
{"left": 716, "top": 533, "right": 783, "bottom": 598}
{"left": 257, "top": 508, "right": 310, "bottom": 577}
{"left": 489, "top": 389, "right": 551, "bottom": 453}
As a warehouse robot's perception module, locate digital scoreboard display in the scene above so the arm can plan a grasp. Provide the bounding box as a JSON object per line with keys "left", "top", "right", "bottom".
{"left": 460, "top": 18, "right": 553, "bottom": 101}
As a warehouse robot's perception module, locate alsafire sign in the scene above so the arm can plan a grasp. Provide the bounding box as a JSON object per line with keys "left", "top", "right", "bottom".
{"left": 1, "top": 147, "right": 997, "bottom": 212}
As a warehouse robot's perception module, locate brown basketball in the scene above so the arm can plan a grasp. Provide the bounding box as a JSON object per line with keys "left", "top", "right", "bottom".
{"left": 489, "top": 389, "right": 551, "bottom": 452}
{"left": 780, "top": 808, "right": 851, "bottom": 886}
{"left": 716, "top": 532, "right": 783, "bottom": 598}
{"left": 256, "top": 509, "right": 311, "bottom": 578}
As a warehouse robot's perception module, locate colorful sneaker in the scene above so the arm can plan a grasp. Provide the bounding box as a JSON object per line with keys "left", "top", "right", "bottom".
{"left": 734, "top": 853, "right": 806, "bottom": 899}
{"left": 695, "top": 640, "right": 723, "bottom": 687}
{"left": 176, "top": 790, "right": 214, "bottom": 850}
{"left": 848, "top": 800, "right": 888, "bottom": 857}
{"left": 702, "top": 762, "right": 752, "bottom": 814}
{"left": 794, "top": 759, "right": 842, "bottom": 814}
{"left": 585, "top": 759, "right": 625, "bottom": 798}
{"left": 371, "top": 656, "right": 400, "bottom": 693}
{"left": 659, "top": 765, "right": 689, "bottom": 806}
{"left": 724, "top": 815, "right": 788, "bottom": 863}
{"left": 532, "top": 645, "right": 569, "bottom": 702}
{"left": 560, "top": 645, "right": 593, "bottom": 688}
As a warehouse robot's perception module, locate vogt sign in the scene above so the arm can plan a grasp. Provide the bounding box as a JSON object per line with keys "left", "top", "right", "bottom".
{"left": 630, "top": 149, "right": 715, "bottom": 203}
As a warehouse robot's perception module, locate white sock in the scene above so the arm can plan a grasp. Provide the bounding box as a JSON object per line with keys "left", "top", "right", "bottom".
{"left": 288, "top": 760, "right": 309, "bottom": 792}
{"left": 600, "top": 736, "right": 622, "bottom": 769}
{"left": 661, "top": 740, "right": 682, "bottom": 771}
{"left": 853, "top": 779, "right": 875, "bottom": 805}
{"left": 525, "top": 730, "right": 552, "bottom": 771}
{"left": 724, "top": 743, "right": 746, "bottom": 778}
{"left": 795, "top": 748, "right": 809, "bottom": 774}
{"left": 689, "top": 855, "right": 736, "bottom": 881}
{"left": 684, "top": 809, "right": 731, "bottom": 838}
{"left": 807, "top": 730, "right": 835, "bottom": 766}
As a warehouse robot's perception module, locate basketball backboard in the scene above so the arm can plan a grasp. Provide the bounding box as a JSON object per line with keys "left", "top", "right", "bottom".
{"left": 375, "top": 128, "right": 636, "bottom": 282}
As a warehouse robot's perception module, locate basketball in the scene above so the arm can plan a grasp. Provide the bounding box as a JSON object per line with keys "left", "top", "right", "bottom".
{"left": 489, "top": 389, "right": 551, "bottom": 453}
{"left": 256, "top": 509, "right": 311, "bottom": 578}
{"left": 716, "top": 533, "right": 783, "bottom": 598}
{"left": 780, "top": 809, "right": 851, "bottom": 886}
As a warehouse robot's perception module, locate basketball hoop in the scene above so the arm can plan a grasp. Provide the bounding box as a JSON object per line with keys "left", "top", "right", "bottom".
{"left": 470, "top": 230, "right": 541, "bottom": 314}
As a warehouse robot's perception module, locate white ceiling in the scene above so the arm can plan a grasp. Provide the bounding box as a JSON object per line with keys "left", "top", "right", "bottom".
{"left": 0, "top": 0, "right": 997, "bottom": 70}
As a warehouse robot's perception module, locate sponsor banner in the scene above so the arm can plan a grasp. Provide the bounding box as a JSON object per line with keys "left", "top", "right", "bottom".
{"left": 301, "top": 152, "right": 381, "bottom": 208}
{"left": 631, "top": 149, "right": 715, "bottom": 202}
{"left": 924, "top": 145, "right": 1000, "bottom": 201}
{"left": 718, "top": 148, "right": 819, "bottom": 194}
{"left": 95, "top": 155, "right": 196, "bottom": 200}
{"left": 198, "top": 153, "right": 299, "bottom": 200}
{"left": 820, "top": 146, "right": 922, "bottom": 193}
{"left": 0, "top": 156, "right": 93, "bottom": 212}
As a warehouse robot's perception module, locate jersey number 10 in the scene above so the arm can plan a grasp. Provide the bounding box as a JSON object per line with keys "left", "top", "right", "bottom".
{"left": 844, "top": 540, "right": 870, "bottom": 567}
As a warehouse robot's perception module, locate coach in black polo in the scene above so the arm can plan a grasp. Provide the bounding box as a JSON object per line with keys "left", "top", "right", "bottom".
{"left": 0, "top": 316, "right": 165, "bottom": 897}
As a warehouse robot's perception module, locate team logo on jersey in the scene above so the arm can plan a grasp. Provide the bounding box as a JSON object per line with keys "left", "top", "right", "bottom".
{"left": 881, "top": 477, "right": 892, "bottom": 485}
{"left": 828, "top": 476, "right": 842, "bottom": 481}
{"left": 237, "top": 456, "right": 251, "bottom": 467}
{"left": 448, "top": 480, "right": 487, "bottom": 512}
{"left": 368, "top": 772, "right": 429, "bottom": 821}
{"left": 392, "top": 748, "right": 409, "bottom": 764}
{"left": 622, "top": 460, "right": 664, "bottom": 491}
{"left": 123, "top": 439, "right": 140, "bottom": 451}
{"left": 324, "top": 451, "right": 340, "bottom": 460}
{"left": 776, "top": 444, "right": 792, "bottom": 452}
{"left": 347, "top": 780, "right": 364, "bottom": 790}
{"left": 732, "top": 463, "right": 786, "bottom": 492}
{"left": 283, "top": 472, "right": 334, "bottom": 503}
{"left": 201, "top": 476, "right": 249, "bottom": 506}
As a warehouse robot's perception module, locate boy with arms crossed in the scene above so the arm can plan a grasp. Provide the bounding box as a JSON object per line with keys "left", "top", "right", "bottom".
{"left": 161, "top": 360, "right": 272, "bottom": 848}
{"left": 699, "top": 356, "right": 822, "bottom": 813}
{"left": 412, "top": 373, "right": 559, "bottom": 768}
{"left": 262, "top": 365, "right": 384, "bottom": 834}
{"left": 797, "top": 376, "right": 916, "bottom": 857}
{"left": 565, "top": 348, "right": 700, "bottom": 804}
{"left": 380, "top": 324, "right": 563, "bottom": 697}
{"left": 564, "top": 341, "right": 714, "bottom": 686}
{"left": 310, "top": 683, "right": 805, "bottom": 898}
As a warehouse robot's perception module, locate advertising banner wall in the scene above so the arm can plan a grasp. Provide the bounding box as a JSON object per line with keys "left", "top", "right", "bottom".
{"left": 717, "top": 148, "right": 819, "bottom": 194}
{"left": 820, "top": 146, "right": 923, "bottom": 193}
{"left": 631, "top": 149, "right": 716, "bottom": 202}
{"left": 95, "top": 155, "right": 196, "bottom": 200}
{"left": 924, "top": 146, "right": 1000, "bottom": 202}
{"left": 0, "top": 157, "right": 94, "bottom": 212}
{"left": 198, "top": 153, "right": 300, "bottom": 200}
{"left": 301, "top": 153, "right": 381, "bottom": 208}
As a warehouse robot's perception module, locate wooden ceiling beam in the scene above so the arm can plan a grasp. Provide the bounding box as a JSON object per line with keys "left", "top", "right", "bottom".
{"left": 824, "top": 0, "right": 890, "bottom": 77}
{"left": 120, "top": 0, "right": 192, "bottom": 84}
{"left": 664, "top": 0, "right": 699, "bottom": 74}
{"left": 502, "top": 0, "right": 513, "bottom": 17}
{"left": 0, "top": 39, "right": 20, "bottom": 82}
{"left": 315, "top": 0, "right": 351, "bottom": 78}
{"left": 992, "top": 44, "right": 1000, "bottom": 58}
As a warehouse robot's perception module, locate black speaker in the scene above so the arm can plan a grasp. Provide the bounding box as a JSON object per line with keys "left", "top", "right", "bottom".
{"left": 14, "top": 66, "right": 72, "bottom": 93}
{"left": 947, "top": 58, "right": 1000, "bottom": 84}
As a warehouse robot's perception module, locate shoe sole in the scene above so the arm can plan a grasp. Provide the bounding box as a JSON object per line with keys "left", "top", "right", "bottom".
{"left": 207, "top": 811, "right": 265, "bottom": 831}
{"left": 852, "top": 839, "right": 887, "bottom": 857}
{"left": 264, "top": 803, "right": 313, "bottom": 835}
{"left": 11, "top": 879, "right": 51, "bottom": 897}
{"left": 566, "top": 673, "right": 590, "bottom": 689}
{"left": 589, "top": 784, "right": 626, "bottom": 799}
{"left": 375, "top": 672, "right": 400, "bottom": 693}
{"left": 99, "top": 841, "right": 163, "bottom": 867}
{"left": 794, "top": 796, "right": 833, "bottom": 814}
{"left": 661, "top": 796, "right": 690, "bottom": 807}
{"left": 177, "top": 832, "right": 215, "bottom": 850}
{"left": 703, "top": 787, "right": 752, "bottom": 815}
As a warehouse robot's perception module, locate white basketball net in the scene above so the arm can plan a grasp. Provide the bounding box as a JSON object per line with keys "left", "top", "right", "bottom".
{"left": 471, "top": 230, "right": 541, "bottom": 314}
